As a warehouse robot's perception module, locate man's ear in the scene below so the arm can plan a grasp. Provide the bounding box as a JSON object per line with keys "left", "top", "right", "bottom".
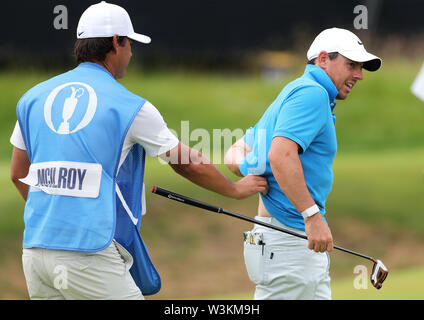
{"left": 111, "top": 34, "right": 120, "bottom": 54}
{"left": 315, "top": 51, "right": 329, "bottom": 70}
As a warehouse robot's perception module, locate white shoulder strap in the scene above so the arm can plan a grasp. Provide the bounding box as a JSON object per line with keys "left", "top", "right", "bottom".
{"left": 115, "top": 183, "right": 138, "bottom": 225}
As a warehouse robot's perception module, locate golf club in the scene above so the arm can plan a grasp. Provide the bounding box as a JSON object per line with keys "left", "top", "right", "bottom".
{"left": 152, "top": 186, "right": 388, "bottom": 289}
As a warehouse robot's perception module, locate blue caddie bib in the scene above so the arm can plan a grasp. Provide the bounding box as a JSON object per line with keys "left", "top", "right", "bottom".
{"left": 17, "top": 62, "right": 160, "bottom": 295}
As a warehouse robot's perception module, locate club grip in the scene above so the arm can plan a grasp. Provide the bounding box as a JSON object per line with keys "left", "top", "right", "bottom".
{"left": 152, "top": 186, "right": 223, "bottom": 214}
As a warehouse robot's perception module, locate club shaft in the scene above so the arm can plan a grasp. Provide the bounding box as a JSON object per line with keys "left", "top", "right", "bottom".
{"left": 152, "top": 186, "right": 374, "bottom": 262}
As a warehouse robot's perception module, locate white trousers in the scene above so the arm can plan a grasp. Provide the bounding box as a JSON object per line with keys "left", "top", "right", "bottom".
{"left": 22, "top": 240, "right": 143, "bottom": 300}
{"left": 243, "top": 216, "right": 331, "bottom": 300}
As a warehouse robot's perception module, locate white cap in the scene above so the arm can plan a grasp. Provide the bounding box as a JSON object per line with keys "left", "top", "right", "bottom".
{"left": 307, "top": 27, "right": 381, "bottom": 71}
{"left": 77, "top": 1, "right": 151, "bottom": 44}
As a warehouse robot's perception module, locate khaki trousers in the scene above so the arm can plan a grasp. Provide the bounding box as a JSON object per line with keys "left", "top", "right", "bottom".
{"left": 22, "top": 240, "right": 143, "bottom": 300}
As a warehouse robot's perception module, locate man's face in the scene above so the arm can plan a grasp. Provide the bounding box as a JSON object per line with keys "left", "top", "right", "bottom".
{"left": 319, "top": 53, "right": 364, "bottom": 100}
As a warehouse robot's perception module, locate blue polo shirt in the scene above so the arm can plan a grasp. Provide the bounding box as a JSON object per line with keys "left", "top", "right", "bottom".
{"left": 239, "top": 64, "right": 338, "bottom": 230}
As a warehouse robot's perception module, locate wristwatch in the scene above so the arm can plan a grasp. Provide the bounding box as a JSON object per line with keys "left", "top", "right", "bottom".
{"left": 301, "top": 204, "right": 320, "bottom": 219}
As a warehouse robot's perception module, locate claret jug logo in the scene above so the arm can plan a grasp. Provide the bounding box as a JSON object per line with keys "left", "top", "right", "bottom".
{"left": 44, "top": 82, "right": 97, "bottom": 134}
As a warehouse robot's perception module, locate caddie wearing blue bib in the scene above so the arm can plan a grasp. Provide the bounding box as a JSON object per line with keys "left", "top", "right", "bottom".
{"left": 10, "top": 1, "right": 268, "bottom": 300}
{"left": 225, "top": 28, "right": 381, "bottom": 300}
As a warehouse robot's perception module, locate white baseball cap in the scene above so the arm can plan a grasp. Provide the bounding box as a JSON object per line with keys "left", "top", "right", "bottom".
{"left": 307, "top": 27, "right": 381, "bottom": 71}
{"left": 76, "top": 1, "right": 151, "bottom": 44}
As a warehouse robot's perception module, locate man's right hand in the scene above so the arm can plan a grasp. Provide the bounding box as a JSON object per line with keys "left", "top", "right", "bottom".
{"left": 232, "top": 174, "right": 268, "bottom": 200}
{"left": 304, "top": 213, "right": 333, "bottom": 253}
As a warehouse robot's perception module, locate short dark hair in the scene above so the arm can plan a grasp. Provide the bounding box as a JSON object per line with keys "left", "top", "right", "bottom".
{"left": 307, "top": 52, "right": 339, "bottom": 65}
{"left": 74, "top": 36, "right": 127, "bottom": 64}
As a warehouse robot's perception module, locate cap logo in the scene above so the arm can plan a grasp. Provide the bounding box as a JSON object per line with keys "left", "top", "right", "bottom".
{"left": 358, "top": 41, "right": 363, "bottom": 45}
{"left": 78, "top": 31, "right": 84, "bottom": 37}
{"left": 44, "top": 82, "right": 97, "bottom": 135}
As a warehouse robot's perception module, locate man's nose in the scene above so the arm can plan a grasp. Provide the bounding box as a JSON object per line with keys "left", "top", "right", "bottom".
{"left": 354, "top": 68, "right": 363, "bottom": 80}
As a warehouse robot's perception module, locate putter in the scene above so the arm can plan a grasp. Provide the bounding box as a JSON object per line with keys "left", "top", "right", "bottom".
{"left": 152, "top": 186, "right": 389, "bottom": 289}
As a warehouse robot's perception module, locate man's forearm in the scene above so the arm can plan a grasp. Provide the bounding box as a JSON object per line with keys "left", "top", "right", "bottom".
{"left": 166, "top": 142, "right": 267, "bottom": 199}
{"left": 12, "top": 179, "right": 28, "bottom": 201}
{"left": 10, "top": 147, "right": 30, "bottom": 201}
{"left": 269, "top": 137, "right": 333, "bottom": 252}
{"left": 166, "top": 143, "right": 236, "bottom": 197}
{"left": 170, "top": 155, "right": 238, "bottom": 198}
{"left": 225, "top": 163, "right": 243, "bottom": 177}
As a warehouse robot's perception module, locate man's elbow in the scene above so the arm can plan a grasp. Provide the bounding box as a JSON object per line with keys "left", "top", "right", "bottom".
{"left": 268, "top": 148, "right": 280, "bottom": 168}
{"left": 10, "top": 169, "right": 22, "bottom": 185}
{"left": 268, "top": 137, "right": 300, "bottom": 167}
{"left": 268, "top": 148, "right": 298, "bottom": 169}
{"left": 169, "top": 160, "right": 203, "bottom": 177}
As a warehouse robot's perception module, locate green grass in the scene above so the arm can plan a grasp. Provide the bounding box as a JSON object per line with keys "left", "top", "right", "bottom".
{"left": 334, "top": 59, "right": 424, "bottom": 153}
{"left": 142, "top": 146, "right": 424, "bottom": 236}
{"left": 122, "top": 59, "right": 424, "bottom": 154}
{"left": 328, "top": 148, "right": 424, "bottom": 236}
{"left": 4, "top": 145, "right": 422, "bottom": 243}
{"left": 2, "top": 148, "right": 422, "bottom": 299}
{"left": 1, "top": 59, "right": 423, "bottom": 299}
{"left": 331, "top": 267, "right": 424, "bottom": 300}
{"left": 2, "top": 58, "right": 424, "bottom": 160}
{"left": 206, "top": 267, "right": 424, "bottom": 300}
{"left": 0, "top": 162, "right": 25, "bottom": 241}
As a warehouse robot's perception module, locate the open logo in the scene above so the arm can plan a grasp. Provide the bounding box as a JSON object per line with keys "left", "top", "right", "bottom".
{"left": 44, "top": 82, "right": 97, "bottom": 134}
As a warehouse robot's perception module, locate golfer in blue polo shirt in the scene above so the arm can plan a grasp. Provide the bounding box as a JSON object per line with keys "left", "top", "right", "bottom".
{"left": 225, "top": 28, "right": 381, "bottom": 299}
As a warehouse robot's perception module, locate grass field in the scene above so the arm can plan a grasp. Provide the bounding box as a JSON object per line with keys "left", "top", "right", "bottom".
{"left": 0, "top": 58, "right": 423, "bottom": 299}
{"left": 1, "top": 58, "right": 424, "bottom": 159}
{"left": 1, "top": 147, "right": 423, "bottom": 299}
{"left": 332, "top": 267, "right": 424, "bottom": 300}
{"left": 207, "top": 267, "right": 424, "bottom": 300}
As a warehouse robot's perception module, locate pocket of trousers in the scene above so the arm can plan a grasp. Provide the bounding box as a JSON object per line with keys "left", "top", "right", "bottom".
{"left": 243, "top": 242, "right": 266, "bottom": 285}
{"left": 54, "top": 253, "right": 95, "bottom": 272}
{"left": 113, "top": 240, "right": 134, "bottom": 272}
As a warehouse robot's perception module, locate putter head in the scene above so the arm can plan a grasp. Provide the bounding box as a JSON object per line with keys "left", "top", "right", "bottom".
{"left": 370, "top": 259, "right": 389, "bottom": 289}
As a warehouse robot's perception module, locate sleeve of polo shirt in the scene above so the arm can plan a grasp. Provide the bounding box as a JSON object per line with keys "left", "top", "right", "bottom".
{"left": 273, "top": 86, "right": 329, "bottom": 153}
{"left": 243, "top": 126, "right": 255, "bottom": 148}
{"left": 128, "top": 101, "right": 179, "bottom": 157}
{"left": 10, "top": 121, "right": 27, "bottom": 150}
{"left": 239, "top": 125, "right": 265, "bottom": 177}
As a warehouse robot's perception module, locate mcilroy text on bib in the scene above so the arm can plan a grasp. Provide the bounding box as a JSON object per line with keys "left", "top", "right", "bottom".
{"left": 20, "top": 161, "right": 102, "bottom": 198}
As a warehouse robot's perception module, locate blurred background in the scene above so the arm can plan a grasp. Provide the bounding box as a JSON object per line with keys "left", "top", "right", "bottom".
{"left": 1, "top": 0, "right": 423, "bottom": 299}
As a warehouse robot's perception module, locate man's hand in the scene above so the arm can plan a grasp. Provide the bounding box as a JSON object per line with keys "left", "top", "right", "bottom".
{"left": 304, "top": 213, "right": 333, "bottom": 253}
{"left": 232, "top": 174, "right": 268, "bottom": 200}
